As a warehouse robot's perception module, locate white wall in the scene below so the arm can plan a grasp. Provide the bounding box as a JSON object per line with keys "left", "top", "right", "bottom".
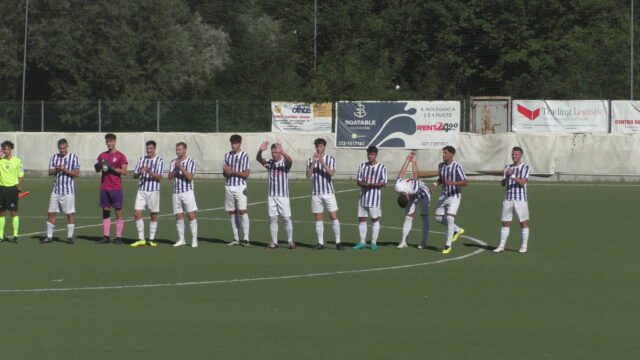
{"left": 4, "top": 132, "right": 640, "bottom": 179}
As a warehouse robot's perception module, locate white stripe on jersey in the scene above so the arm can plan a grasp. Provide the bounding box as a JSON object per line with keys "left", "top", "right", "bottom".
{"left": 438, "top": 161, "right": 467, "bottom": 198}
{"left": 134, "top": 155, "right": 164, "bottom": 192}
{"left": 170, "top": 157, "right": 196, "bottom": 194}
{"left": 50, "top": 153, "right": 79, "bottom": 195}
{"left": 504, "top": 163, "right": 530, "bottom": 201}
{"left": 395, "top": 177, "right": 430, "bottom": 201}
{"left": 307, "top": 154, "right": 336, "bottom": 195}
{"left": 357, "top": 162, "right": 387, "bottom": 208}
{"left": 224, "top": 151, "right": 250, "bottom": 186}
{"left": 265, "top": 158, "right": 290, "bottom": 197}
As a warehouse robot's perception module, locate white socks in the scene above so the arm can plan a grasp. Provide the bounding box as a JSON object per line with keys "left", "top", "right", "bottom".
{"left": 331, "top": 219, "right": 341, "bottom": 244}
{"left": 149, "top": 221, "right": 157, "bottom": 240}
{"left": 498, "top": 227, "right": 510, "bottom": 248}
{"left": 67, "top": 224, "right": 75, "bottom": 239}
{"left": 401, "top": 216, "right": 413, "bottom": 243}
{"left": 284, "top": 217, "right": 293, "bottom": 243}
{"left": 241, "top": 214, "right": 250, "bottom": 241}
{"left": 315, "top": 221, "right": 324, "bottom": 245}
{"left": 270, "top": 216, "right": 279, "bottom": 244}
{"left": 521, "top": 228, "right": 529, "bottom": 248}
{"left": 176, "top": 219, "right": 185, "bottom": 241}
{"left": 190, "top": 219, "right": 198, "bottom": 243}
{"left": 46, "top": 221, "right": 55, "bottom": 238}
{"left": 230, "top": 215, "right": 240, "bottom": 241}
{"left": 136, "top": 219, "right": 144, "bottom": 239}
{"left": 358, "top": 222, "right": 367, "bottom": 243}
{"left": 371, "top": 221, "right": 380, "bottom": 245}
{"left": 446, "top": 215, "right": 456, "bottom": 247}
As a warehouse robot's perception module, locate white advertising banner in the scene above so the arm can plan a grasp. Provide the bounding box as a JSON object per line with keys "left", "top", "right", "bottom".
{"left": 512, "top": 100, "right": 608, "bottom": 133}
{"left": 335, "top": 101, "right": 460, "bottom": 149}
{"left": 611, "top": 100, "right": 640, "bottom": 133}
{"left": 271, "top": 102, "right": 332, "bottom": 133}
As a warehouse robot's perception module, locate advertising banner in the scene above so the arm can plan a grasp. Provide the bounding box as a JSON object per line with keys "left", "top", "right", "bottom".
{"left": 512, "top": 100, "right": 608, "bottom": 133}
{"left": 335, "top": 101, "right": 460, "bottom": 149}
{"left": 271, "top": 102, "right": 332, "bottom": 133}
{"left": 611, "top": 100, "right": 640, "bottom": 133}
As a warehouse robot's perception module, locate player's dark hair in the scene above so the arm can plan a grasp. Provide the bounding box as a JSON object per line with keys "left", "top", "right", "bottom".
{"left": 314, "top": 138, "right": 327, "bottom": 146}
{"left": 176, "top": 142, "right": 187, "bottom": 149}
{"left": 443, "top": 145, "right": 456, "bottom": 154}
{"left": 397, "top": 194, "right": 409, "bottom": 208}
{"left": 367, "top": 145, "right": 378, "bottom": 154}
{"left": 57, "top": 138, "right": 68, "bottom": 146}
{"left": 1, "top": 140, "right": 14, "bottom": 149}
{"left": 105, "top": 133, "right": 116, "bottom": 141}
{"left": 270, "top": 143, "right": 278, "bottom": 150}
{"left": 230, "top": 134, "right": 242, "bottom": 144}
{"left": 512, "top": 146, "right": 523, "bottom": 154}
{"left": 146, "top": 140, "right": 157, "bottom": 147}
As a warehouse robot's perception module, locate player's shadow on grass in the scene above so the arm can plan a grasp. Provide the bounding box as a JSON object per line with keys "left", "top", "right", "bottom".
{"left": 75, "top": 235, "right": 136, "bottom": 244}
{"left": 463, "top": 243, "right": 494, "bottom": 251}
{"left": 30, "top": 235, "right": 72, "bottom": 245}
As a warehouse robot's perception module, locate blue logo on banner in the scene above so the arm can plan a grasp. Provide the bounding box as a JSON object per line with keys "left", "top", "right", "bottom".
{"left": 336, "top": 102, "right": 417, "bottom": 148}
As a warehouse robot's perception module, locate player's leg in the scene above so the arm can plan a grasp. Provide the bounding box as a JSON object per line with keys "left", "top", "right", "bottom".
{"left": 98, "top": 189, "right": 112, "bottom": 243}
{"left": 148, "top": 212, "right": 159, "bottom": 246}
{"left": 8, "top": 186, "right": 19, "bottom": 242}
{"left": 184, "top": 191, "right": 198, "bottom": 248}
{"left": 354, "top": 205, "right": 368, "bottom": 250}
{"left": 495, "top": 200, "right": 513, "bottom": 253}
{"left": 312, "top": 195, "right": 325, "bottom": 249}
{"left": 268, "top": 197, "right": 279, "bottom": 248}
{"left": 113, "top": 190, "right": 125, "bottom": 244}
{"left": 0, "top": 188, "right": 6, "bottom": 240}
{"left": 400, "top": 202, "right": 416, "bottom": 248}
{"left": 147, "top": 191, "right": 160, "bottom": 246}
{"left": 173, "top": 193, "right": 187, "bottom": 246}
{"left": 225, "top": 186, "right": 240, "bottom": 245}
{"left": 63, "top": 194, "right": 76, "bottom": 244}
{"left": 237, "top": 186, "right": 249, "bottom": 245}
{"left": 133, "top": 191, "right": 146, "bottom": 246}
{"left": 326, "top": 194, "right": 342, "bottom": 249}
{"left": 279, "top": 197, "right": 294, "bottom": 248}
{"left": 370, "top": 207, "right": 382, "bottom": 250}
{"left": 44, "top": 192, "right": 59, "bottom": 243}
{"left": 516, "top": 201, "right": 530, "bottom": 253}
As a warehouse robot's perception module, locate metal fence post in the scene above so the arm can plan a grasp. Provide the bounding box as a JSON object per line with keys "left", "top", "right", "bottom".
{"left": 157, "top": 101, "right": 160, "bottom": 132}
{"left": 41, "top": 100, "right": 44, "bottom": 132}
{"left": 98, "top": 99, "right": 102, "bottom": 132}
{"left": 216, "top": 100, "right": 219, "bottom": 132}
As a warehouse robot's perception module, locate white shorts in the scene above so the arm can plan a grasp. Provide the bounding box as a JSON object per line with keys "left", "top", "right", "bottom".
{"left": 311, "top": 193, "right": 339, "bottom": 214}
{"left": 435, "top": 196, "right": 461, "bottom": 216}
{"left": 134, "top": 190, "right": 160, "bottom": 213}
{"left": 268, "top": 196, "right": 291, "bottom": 218}
{"left": 358, "top": 204, "right": 381, "bottom": 219}
{"left": 225, "top": 185, "right": 248, "bottom": 212}
{"left": 172, "top": 190, "right": 198, "bottom": 214}
{"left": 405, "top": 197, "right": 430, "bottom": 217}
{"left": 48, "top": 193, "right": 76, "bottom": 214}
{"left": 501, "top": 200, "right": 530, "bottom": 222}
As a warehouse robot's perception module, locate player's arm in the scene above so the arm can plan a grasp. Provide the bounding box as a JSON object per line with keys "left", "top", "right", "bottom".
{"left": 17, "top": 176, "right": 23, "bottom": 192}
{"left": 178, "top": 162, "right": 194, "bottom": 181}
{"left": 319, "top": 156, "right": 335, "bottom": 176}
{"left": 62, "top": 167, "right": 80, "bottom": 177}
{"left": 228, "top": 168, "right": 250, "bottom": 179}
{"left": 280, "top": 147, "right": 293, "bottom": 169}
{"left": 501, "top": 167, "right": 509, "bottom": 187}
{"left": 306, "top": 157, "right": 314, "bottom": 179}
{"left": 397, "top": 154, "right": 412, "bottom": 179}
{"left": 94, "top": 157, "right": 103, "bottom": 173}
{"left": 410, "top": 153, "right": 419, "bottom": 180}
{"left": 256, "top": 141, "right": 269, "bottom": 166}
{"left": 113, "top": 163, "right": 127, "bottom": 176}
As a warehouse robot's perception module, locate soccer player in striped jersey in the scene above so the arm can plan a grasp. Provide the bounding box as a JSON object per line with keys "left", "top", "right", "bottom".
{"left": 169, "top": 142, "right": 198, "bottom": 248}
{"left": 394, "top": 151, "right": 431, "bottom": 249}
{"left": 257, "top": 141, "right": 295, "bottom": 249}
{"left": 306, "top": 138, "right": 342, "bottom": 250}
{"left": 131, "top": 140, "right": 164, "bottom": 247}
{"left": 494, "top": 147, "right": 530, "bottom": 253}
{"left": 429, "top": 146, "right": 467, "bottom": 254}
{"left": 94, "top": 133, "right": 128, "bottom": 244}
{"left": 353, "top": 146, "right": 387, "bottom": 250}
{"left": 43, "top": 139, "right": 80, "bottom": 244}
{"left": 223, "top": 134, "right": 251, "bottom": 246}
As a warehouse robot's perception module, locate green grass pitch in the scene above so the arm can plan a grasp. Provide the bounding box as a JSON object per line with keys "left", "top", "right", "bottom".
{"left": 1, "top": 177, "right": 639, "bottom": 359}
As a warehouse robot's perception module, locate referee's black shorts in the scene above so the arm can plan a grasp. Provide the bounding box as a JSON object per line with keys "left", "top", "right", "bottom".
{"left": 0, "top": 186, "right": 19, "bottom": 212}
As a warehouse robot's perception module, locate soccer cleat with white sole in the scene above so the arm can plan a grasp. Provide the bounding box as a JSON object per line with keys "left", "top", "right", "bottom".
{"left": 493, "top": 246, "right": 505, "bottom": 253}
{"left": 227, "top": 240, "right": 240, "bottom": 246}
{"left": 452, "top": 228, "right": 465, "bottom": 242}
{"left": 518, "top": 246, "right": 528, "bottom": 253}
{"left": 191, "top": 240, "right": 198, "bottom": 248}
{"left": 130, "top": 240, "right": 146, "bottom": 247}
{"left": 442, "top": 245, "right": 452, "bottom": 254}
{"left": 397, "top": 242, "right": 408, "bottom": 249}
{"left": 173, "top": 240, "right": 187, "bottom": 247}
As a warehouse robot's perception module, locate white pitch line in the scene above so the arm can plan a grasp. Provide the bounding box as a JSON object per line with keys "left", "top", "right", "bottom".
{"left": 0, "top": 234, "right": 487, "bottom": 293}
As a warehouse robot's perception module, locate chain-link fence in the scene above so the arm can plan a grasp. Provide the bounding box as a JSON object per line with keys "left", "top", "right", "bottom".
{"left": 0, "top": 100, "right": 272, "bottom": 132}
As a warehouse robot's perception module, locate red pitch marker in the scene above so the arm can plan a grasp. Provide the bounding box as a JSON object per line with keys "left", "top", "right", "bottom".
{"left": 18, "top": 191, "right": 30, "bottom": 199}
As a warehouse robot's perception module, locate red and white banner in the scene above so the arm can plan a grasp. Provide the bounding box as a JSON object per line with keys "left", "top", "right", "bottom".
{"left": 512, "top": 100, "right": 608, "bottom": 133}
{"left": 611, "top": 100, "right": 640, "bottom": 133}
{"left": 271, "top": 102, "right": 332, "bottom": 133}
